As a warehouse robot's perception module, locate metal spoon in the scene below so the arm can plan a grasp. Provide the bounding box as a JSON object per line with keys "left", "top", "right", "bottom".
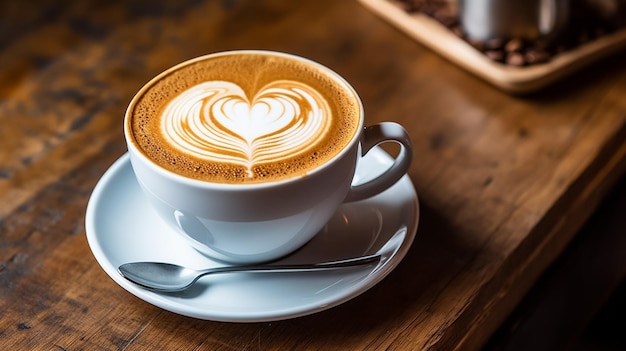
{"left": 119, "top": 254, "right": 381, "bottom": 292}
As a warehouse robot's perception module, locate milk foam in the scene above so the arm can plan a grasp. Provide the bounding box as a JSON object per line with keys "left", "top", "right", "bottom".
{"left": 160, "top": 80, "right": 331, "bottom": 177}
{"left": 129, "top": 51, "right": 361, "bottom": 184}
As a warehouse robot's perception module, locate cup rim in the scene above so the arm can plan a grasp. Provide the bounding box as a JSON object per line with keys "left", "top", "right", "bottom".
{"left": 124, "top": 50, "right": 364, "bottom": 190}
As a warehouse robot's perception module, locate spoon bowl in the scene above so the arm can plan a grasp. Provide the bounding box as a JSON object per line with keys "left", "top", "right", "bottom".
{"left": 118, "top": 227, "right": 407, "bottom": 293}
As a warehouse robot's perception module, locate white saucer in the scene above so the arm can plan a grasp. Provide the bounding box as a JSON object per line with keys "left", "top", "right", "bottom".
{"left": 85, "top": 147, "right": 419, "bottom": 322}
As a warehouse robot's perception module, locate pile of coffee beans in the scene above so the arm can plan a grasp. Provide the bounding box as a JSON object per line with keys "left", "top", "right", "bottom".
{"left": 396, "top": 0, "right": 626, "bottom": 67}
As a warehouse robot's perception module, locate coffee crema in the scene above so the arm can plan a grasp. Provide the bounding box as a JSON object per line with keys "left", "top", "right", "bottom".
{"left": 128, "top": 51, "right": 361, "bottom": 184}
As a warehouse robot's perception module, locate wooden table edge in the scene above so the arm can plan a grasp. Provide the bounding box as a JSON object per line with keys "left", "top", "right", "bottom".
{"left": 451, "top": 132, "right": 626, "bottom": 350}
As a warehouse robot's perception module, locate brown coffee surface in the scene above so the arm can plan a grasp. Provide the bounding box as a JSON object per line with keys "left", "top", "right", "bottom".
{"left": 127, "top": 51, "right": 361, "bottom": 184}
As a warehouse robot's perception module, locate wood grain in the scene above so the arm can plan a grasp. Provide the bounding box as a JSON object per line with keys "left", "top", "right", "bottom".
{"left": 1, "top": 0, "right": 625, "bottom": 350}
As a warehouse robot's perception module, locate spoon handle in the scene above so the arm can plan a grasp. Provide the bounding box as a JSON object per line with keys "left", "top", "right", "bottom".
{"left": 198, "top": 254, "right": 382, "bottom": 276}
{"left": 119, "top": 254, "right": 383, "bottom": 292}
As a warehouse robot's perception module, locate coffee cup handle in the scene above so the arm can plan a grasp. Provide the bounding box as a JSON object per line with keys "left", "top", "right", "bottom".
{"left": 344, "top": 122, "right": 413, "bottom": 202}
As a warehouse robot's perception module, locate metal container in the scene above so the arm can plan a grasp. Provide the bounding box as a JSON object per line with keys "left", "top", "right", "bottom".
{"left": 459, "top": 0, "right": 570, "bottom": 41}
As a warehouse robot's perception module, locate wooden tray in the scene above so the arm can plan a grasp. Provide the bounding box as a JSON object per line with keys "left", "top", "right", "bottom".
{"left": 359, "top": 0, "right": 626, "bottom": 94}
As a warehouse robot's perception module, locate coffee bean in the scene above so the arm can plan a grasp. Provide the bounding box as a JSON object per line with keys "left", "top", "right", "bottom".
{"left": 484, "top": 50, "right": 505, "bottom": 63}
{"left": 451, "top": 26, "right": 465, "bottom": 38}
{"left": 506, "top": 52, "right": 525, "bottom": 66}
{"left": 525, "top": 49, "right": 550, "bottom": 64}
{"left": 468, "top": 38, "right": 486, "bottom": 51}
{"left": 432, "top": 7, "right": 458, "bottom": 27}
{"left": 395, "top": 0, "right": 625, "bottom": 67}
{"left": 484, "top": 38, "right": 505, "bottom": 50}
{"left": 504, "top": 39, "right": 524, "bottom": 53}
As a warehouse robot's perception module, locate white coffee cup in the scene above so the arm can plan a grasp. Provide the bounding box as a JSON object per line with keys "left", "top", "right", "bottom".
{"left": 124, "top": 51, "right": 413, "bottom": 264}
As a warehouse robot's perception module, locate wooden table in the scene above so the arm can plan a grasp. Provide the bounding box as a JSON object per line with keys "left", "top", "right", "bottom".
{"left": 1, "top": 1, "right": 625, "bottom": 349}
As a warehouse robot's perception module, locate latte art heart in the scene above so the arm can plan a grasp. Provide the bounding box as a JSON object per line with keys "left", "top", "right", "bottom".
{"left": 161, "top": 81, "right": 332, "bottom": 177}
